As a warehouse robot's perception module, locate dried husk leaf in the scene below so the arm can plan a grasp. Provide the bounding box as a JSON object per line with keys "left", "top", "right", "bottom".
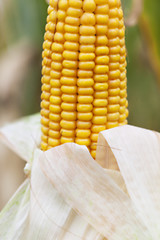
{"left": 0, "top": 114, "right": 158, "bottom": 240}
{"left": 98, "top": 125, "right": 160, "bottom": 239}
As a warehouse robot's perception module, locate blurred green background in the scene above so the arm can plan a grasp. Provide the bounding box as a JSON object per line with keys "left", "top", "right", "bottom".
{"left": 1, "top": 0, "right": 160, "bottom": 130}
{"left": 0, "top": 0, "right": 160, "bottom": 209}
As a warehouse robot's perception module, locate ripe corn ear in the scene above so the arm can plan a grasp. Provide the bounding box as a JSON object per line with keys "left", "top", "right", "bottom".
{"left": 41, "top": 0, "right": 128, "bottom": 158}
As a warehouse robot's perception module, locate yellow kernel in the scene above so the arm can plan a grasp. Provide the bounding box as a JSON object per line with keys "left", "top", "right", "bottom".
{"left": 49, "top": 104, "right": 61, "bottom": 113}
{"left": 63, "top": 60, "right": 78, "bottom": 69}
{"left": 51, "top": 62, "right": 62, "bottom": 71}
{"left": 91, "top": 150, "right": 96, "bottom": 159}
{"left": 57, "top": 10, "right": 66, "bottom": 21}
{"left": 54, "top": 32, "right": 65, "bottom": 43}
{"left": 41, "top": 135, "right": 48, "bottom": 143}
{"left": 94, "top": 74, "right": 108, "bottom": 82}
{"left": 95, "top": 0, "right": 108, "bottom": 4}
{"left": 75, "top": 138, "right": 91, "bottom": 146}
{"left": 90, "top": 144, "right": 97, "bottom": 150}
{"left": 80, "top": 36, "right": 96, "bottom": 44}
{"left": 108, "top": 88, "right": 120, "bottom": 96}
{"left": 77, "top": 112, "right": 93, "bottom": 121}
{"left": 93, "top": 107, "right": 107, "bottom": 115}
{"left": 108, "top": 29, "right": 119, "bottom": 38}
{"left": 61, "top": 85, "right": 77, "bottom": 94}
{"left": 80, "top": 45, "right": 95, "bottom": 53}
{"left": 119, "top": 113, "right": 126, "bottom": 122}
{"left": 109, "top": 8, "right": 118, "bottom": 18}
{"left": 41, "top": 76, "right": 50, "bottom": 84}
{"left": 81, "top": 13, "right": 96, "bottom": 25}
{"left": 109, "top": 62, "right": 120, "bottom": 70}
{"left": 49, "top": 130, "right": 61, "bottom": 139}
{"left": 94, "top": 65, "right": 109, "bottom": 74}
{"left": 90, "top": 133, "right": 98, "bottom": 142}
{"left": 78, "top": 95, "right": 93, "bottom": 103}
{"left": 92, "top": 116, "right": 107, "bottom": 125}
{"left": 108, "top": 104, "right": 120, "bottom": 113}
{"left": 41, "top": 92, "right": 50, "bottom": 100}
{"left": 42, "top": 57, "right": 51, "bottom": 67}
{"left": 61, "top": 137, "right": 74, "bottom": 144}
{"left": 77, "top": 78, "right": 94, "bottom": 87}
{"left": 109, "top": 70, "right": 120, "bottom": 79}
{"left": 45, "top": 22, "right": 56, "bottom": 33}
{"left": 83, "top": 0, "right": 96, "bottom": 12}
{"left": 51, "top": 53, "right": 62, "bottom": 62}
{"left": 93, "top": 99, "right": 108, "bottom": 107}
{"left": 69, "top": 0, "right": 82, "bottom": 8}
{"left": 95, "top": 46, "right": 109, "bottom": 55}
{"left": 51, "top": 88, "right": 61, "bottom": 96}
{"left": 42, "top": 49, "right": 51, "bottom": 58}
{"left": 78, "top": 87, "right": 94, "bottom": 95}
{"left": 79, "top": 61, "right": 95, "bottom": 70}
{"left": 95, "top": 5, "right": 109, "bottom": 14}
{"left": 42, "top": 66, "right": 50, "bottom": 75}
{"left": 50, "top": 79, "right": 61, "bottom": 88}
{"left": 118, "top": 8, "right": 123, "bottom": 19}
{"left": 41, "top": 100, "right": 49, "bottom": 109}
{"left": 76, "top": 129, "right": 91, "bottom": 138}
{"left": 61, "top": 111, "right": 77, "bottom": 120}
{"left": 65, "top": 16, "right": 80, "bottom": 26}
{"left": 120, "top": 72, "right": 126, "bottom": 81}
{"left": 41, "top": 109, "right": 49, "bottom": 118}
{"left": 44, "top": 31, "right": 54, "bottom": 41}
{"left": 106, "top": 122, "right": 119, "bottom": 129}
{"left": 43, "top": 40, "right": 52, "bottom": 50}
{"left": 49, "top": 121, "right": 61, "bottom": 131}
{"left": 59, "top": 0, "right": 68, "bottom": 10}
{"left": 120, "top": 38, "right": 125, "bottom": 46}
{"left": 77, "top": 121, "right": 92, "bottom": 129}
{"left": 48, "top": 138, "right": 60, "bottom": 147}
{"left": 96, "top": 15, "right": 109, "bottom": 25}
{"left": 94, "top": 91, "right": 108, "bottom": 99}
{"left": 41, "top": 126, "right": 48, "bottom": 135}
{"left": 49, "top": 113, "right": 61, "bottom": 122}
{"left": 63, "top": 51, "right": 78, "bottom": 60}
{"left": 61, "top": 102, "right": 76, "bottom": 111}
{"left": 119, "top": 106, "right": 126, "bottom": 114}
{"left": 120, "top": 89, "right": 127, "bottom": 98}
{"left": 67, "top": 7, "right": 83, "bottom": 17}
{"left": 64, "top": 33, "right": 79, "bottom": 42}
{"left": 109, "top": 54, "right": 120, "bottom": 62}
{"left": 50, "top": 70, "right": 61, "bottom": 79}
{"left": 96, "top": 25, "right": 108, "bottom": 35}
{"left": 64, "top": 42, "right": 79, "bottom": 51}
{"left": 41, "top": 142, "right": 48, "bottom": 151}
{"left": 95, "top": 56, "right": 109, "bottom": 65}
{"left": 64, "top": 24, "right": 79, "bottom": 33}
{"left": 119, "top": 98, "right": 126, "bottom": 106}
{"left": 107, "top": 112, "right": 120, "bottom": 121}
{"left": 62, "top": 94, "right": 77, "bottom": 102}
{"left": 96, "top": 36, "right": 108, "bottom": 45}
{"left": 61, "top": 129, "right": 75, "bottom": 137}
{"left": 52, "top": 42, "right": 64, "bottom": 53}
{"left": 41, "top": 117, "right": 49, "bottom": 127}
{"left": 91, "top": 125, "right": 106, "bottom": 133}
{"left": 60, "top": 120, "right": 76, "bottom": 129}
{"left": 62, "top": 68, "right": 77, "bottom": 77}
{"left": 94, "top": 83, "right": 108, "bottom": 91}
{"left": 80, "top": 26, "right": 96, "bottom": 35}
{"left": 78, "top": 70, "right": 93, "bottom": 78}
{"left": 79, "top": 53, "right": 95, "bottom": 61}
{"left": 108, "top": 37, "right": 120, "bottom": 46}
{"left": 77, "top": 103, "right": 93, "bottom": 112}
{"left": 60, "top": 76, "right": 77, "bottom": 85}
{"left": 109, "top": 46, "right": 120, "bottom": 54}
{"left": 108, "top": 18, "right": 119, "bottom": 28}
{"left": 56, "top": 22, "right": 64, "bottom": 32}
{"left": 108, "top": 96, "right": 120, "bottom": 104}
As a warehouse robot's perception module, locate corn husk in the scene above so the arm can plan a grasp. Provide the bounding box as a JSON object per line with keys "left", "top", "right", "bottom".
{"left": 0, "top": 114, "right": 160, "bottom": 239}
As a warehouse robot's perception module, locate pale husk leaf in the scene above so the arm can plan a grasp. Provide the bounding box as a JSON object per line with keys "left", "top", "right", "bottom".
{"left": 0, "top": 114, "right": 41, "bottom": 162}
{"left": 98, "top": 125, "right": 160, "bottom": 239}
{"left": 41, "top": 143, "right": 151, "bottom": 240}
{"left": 0, "top": 179, "right": 30, "bottom": 240}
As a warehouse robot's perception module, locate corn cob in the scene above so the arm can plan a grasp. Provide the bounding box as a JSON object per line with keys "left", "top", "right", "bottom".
{"left": 41, "top": 0, "right": 128, "bottom": 158}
